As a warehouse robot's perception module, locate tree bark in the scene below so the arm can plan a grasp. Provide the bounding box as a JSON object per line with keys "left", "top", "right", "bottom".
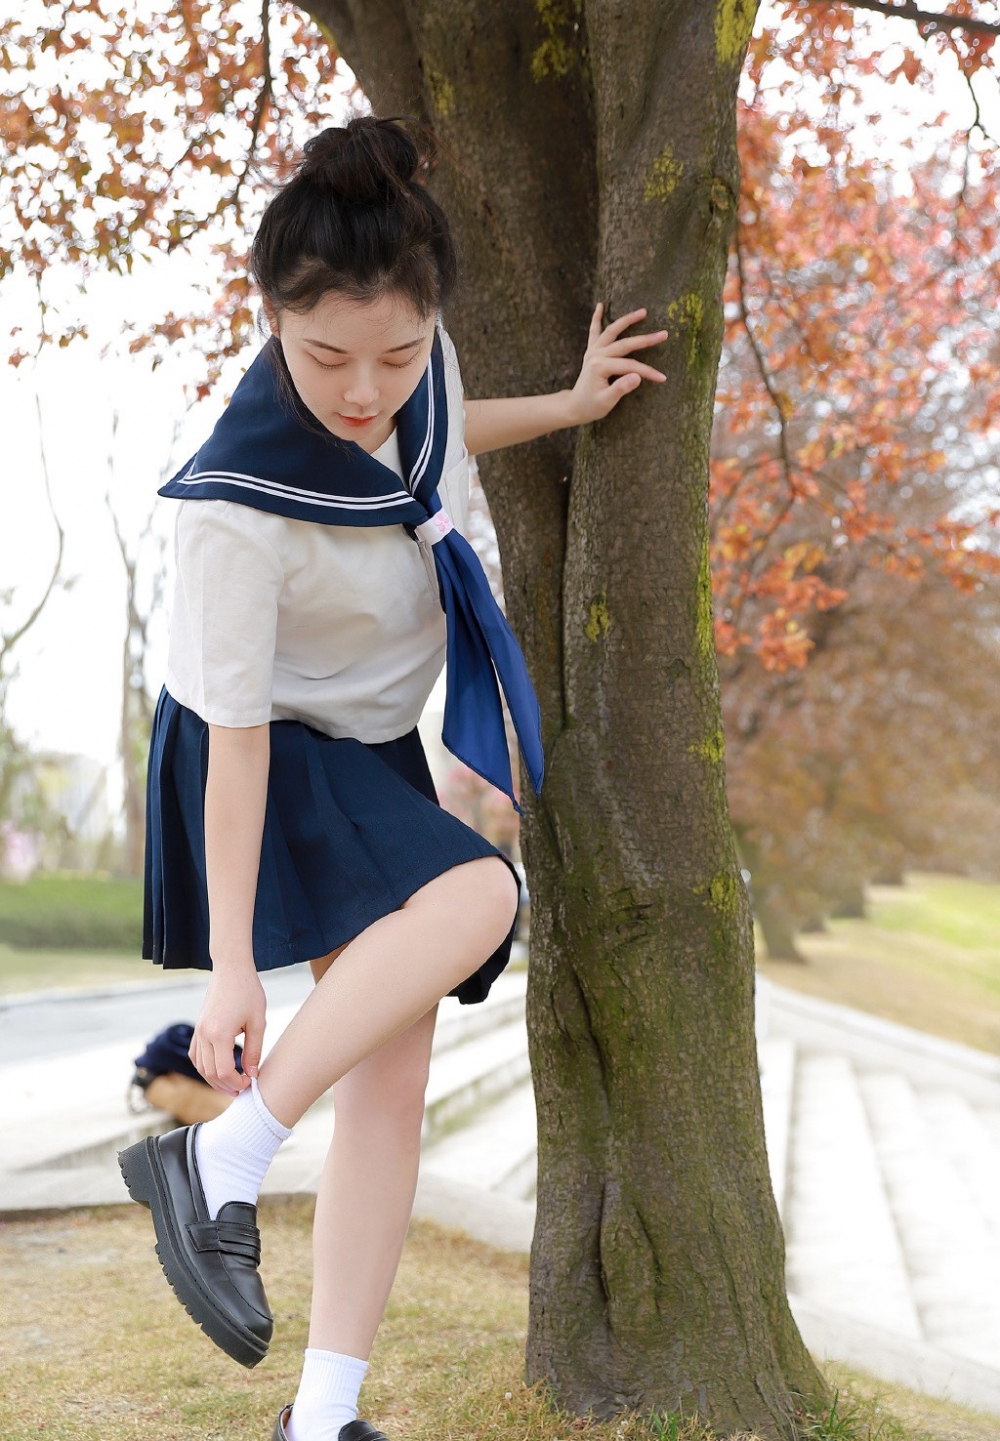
{"left": 303, "top": 2, "right": 825, "bottom": 1433}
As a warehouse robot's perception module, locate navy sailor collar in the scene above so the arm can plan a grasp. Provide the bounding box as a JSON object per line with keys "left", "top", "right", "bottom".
{"left": 159, "top": 328, "right": 450, "bottom": 527}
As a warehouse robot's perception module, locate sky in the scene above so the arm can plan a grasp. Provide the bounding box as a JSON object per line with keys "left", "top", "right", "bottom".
{"left": 2, "top": 3, "right": 999, "bottom": 827}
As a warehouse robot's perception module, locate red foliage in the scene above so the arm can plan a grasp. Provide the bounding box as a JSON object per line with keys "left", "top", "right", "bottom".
{"left": 710, "top": 1, "right": 1000, "bottom": 667}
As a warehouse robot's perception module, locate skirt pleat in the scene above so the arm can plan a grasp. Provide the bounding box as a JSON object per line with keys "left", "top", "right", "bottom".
{"left": 143, "top": 687, "right": 520, "bottom": 1004}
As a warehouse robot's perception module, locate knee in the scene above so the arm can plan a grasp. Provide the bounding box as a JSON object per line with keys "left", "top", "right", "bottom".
{"left": 335, "top": 1051, "right": 431, "bottom": 1139}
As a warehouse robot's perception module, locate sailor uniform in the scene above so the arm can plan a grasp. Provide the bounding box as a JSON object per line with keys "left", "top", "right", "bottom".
{"left": 143, "top": 321, "right": 543, "bottom": 1004}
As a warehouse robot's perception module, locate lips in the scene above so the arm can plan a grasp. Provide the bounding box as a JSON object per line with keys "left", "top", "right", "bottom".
{"left": 339, "top": 414, "right": 378, "bottom": 427}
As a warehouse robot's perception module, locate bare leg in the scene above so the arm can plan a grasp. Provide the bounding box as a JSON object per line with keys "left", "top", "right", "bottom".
{"left": 305, "top": 1001, "right": 437, "bottom": 1356}
{"left": 257, "top": 854, "right": 517, "bottom": 1128}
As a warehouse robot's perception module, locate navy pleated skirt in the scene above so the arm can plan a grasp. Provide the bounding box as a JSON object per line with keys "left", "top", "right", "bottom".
{"left": 142, "top": 687, "right": 521, "bottom": 1005}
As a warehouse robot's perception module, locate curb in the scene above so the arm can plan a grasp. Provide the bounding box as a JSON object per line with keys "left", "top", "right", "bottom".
{"left": 0, "top": 975, "right": 209, "bottom": 1011}
{"left": 790, "top": 1293, "right": 1000, "bottom": 1419}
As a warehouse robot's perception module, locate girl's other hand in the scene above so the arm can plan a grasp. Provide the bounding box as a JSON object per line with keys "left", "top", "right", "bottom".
{"left": 190, "top": 967, "right": 267, "bottom": 1096}
{"left": 566, "top": 302, "right": 668, "bottom": 425}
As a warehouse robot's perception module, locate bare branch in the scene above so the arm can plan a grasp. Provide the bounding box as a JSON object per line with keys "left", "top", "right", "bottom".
{"left": 732, "top": 222, "right": 805, "bottom": 513}
{"left": 815, "top": 0, "right": 1000, "bottom": 38}
{"left": 229, "top": 0, "right": 274, "bottom": 221}
{"left": 0, "top": 390, "right": 66, "bottom": 675}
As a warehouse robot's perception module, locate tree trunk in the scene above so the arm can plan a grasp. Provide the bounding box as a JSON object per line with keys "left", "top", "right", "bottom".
{"left": 303, "top": 2, "right": 825, "bottom": 1433}
{"left": 109, "top": 506, "right": 154, "bottom": 879}
{"left": 756, "top": 893, "right": 806, "bottom": 963}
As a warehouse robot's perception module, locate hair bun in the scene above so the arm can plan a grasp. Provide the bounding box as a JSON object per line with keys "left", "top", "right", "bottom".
{"left": 299, "top": 116, "right": 423, "bottom": 202}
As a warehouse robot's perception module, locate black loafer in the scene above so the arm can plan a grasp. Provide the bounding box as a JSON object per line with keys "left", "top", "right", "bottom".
{"left": 118, "top": 1123, "right": 272, "bottom": 1367}
{"left": 272, "top": 1411, "right": 389, "bottom": 1441}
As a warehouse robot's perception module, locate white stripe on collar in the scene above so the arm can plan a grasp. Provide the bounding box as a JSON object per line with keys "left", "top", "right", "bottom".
{"left": 171, "top": 470, "right": 414, "bottom": 510}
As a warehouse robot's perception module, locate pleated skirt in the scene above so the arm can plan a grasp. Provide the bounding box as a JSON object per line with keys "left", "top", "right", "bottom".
{"left": 142, "top": 687, "right": 521, "bottom": 1005}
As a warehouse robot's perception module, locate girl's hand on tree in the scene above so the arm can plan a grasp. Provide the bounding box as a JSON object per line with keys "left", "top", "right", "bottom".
{"left": 566, "top": 303, "right": 668, "bottom": 425}
{"left": 190, "top": 967, "right": 267, "bottom": 1096}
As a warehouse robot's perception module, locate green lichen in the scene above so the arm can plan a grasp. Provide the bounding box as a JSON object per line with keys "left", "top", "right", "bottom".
{"left": 531, "top": 0, "right": 584, "bottom": 82}
{"left": 688, "top": 728, "right": 725, "bottom": 764}
{"left": 644, "top": 144, "right": 684, "bottom": 203}
{"left": 715, "top": 0, "right": 757, "bottom": 68}
{"left": 695, "top": 870, "right": 740, "bottom": 915}
{"left": 584, "top": 592, "right": 610, "bottom": 642}
{"left": 665, "top": 291, "right": 704, "bottom": 371}
{"left": 423, "top": 59, "right": 455, "bottom": 116}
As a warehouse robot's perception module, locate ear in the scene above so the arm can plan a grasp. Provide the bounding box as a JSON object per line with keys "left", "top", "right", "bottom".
{"left": 261, "top": 297, "right": 280, "bottom": 335}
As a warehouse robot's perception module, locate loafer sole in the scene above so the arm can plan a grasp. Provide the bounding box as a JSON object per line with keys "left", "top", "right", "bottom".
{"left": 119, "top": 1135, "right": 269, "bottom": 1368}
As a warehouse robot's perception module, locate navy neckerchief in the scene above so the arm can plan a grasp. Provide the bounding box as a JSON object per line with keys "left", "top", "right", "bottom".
{"left": 159, "top": 330, "right": 544, "bottom": 814}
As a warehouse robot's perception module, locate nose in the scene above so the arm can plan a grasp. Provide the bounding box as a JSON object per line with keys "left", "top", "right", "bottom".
{"left": 343, "top": 368, "right": 379, "bottom": 409}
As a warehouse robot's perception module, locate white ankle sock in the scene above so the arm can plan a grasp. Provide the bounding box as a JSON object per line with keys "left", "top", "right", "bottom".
{"left": 287, "top": 1348, "right": 369, "bottom": 1441}
{"left": 194, "top": 1077, "right": 292, "bottom": 1220}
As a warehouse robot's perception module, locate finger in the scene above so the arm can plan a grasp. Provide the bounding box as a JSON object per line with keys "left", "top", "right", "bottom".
{"left": 601, "top": 307, "right": 651, "bottom": 342}
{"left": 197, "top": 1031, "right": 240, "bottom": 1095}
{"left": 213, "top": 1039, "right": 246, "bottom": 1095}
{"left": 588, "top": 302, "right": 604, "bottom": 342}
{"left": 190, "top": 1036, "right": 208, "bottom": 1084}
{"left": 242, "top": 1019, "right": 265, "bottom": 1081}
{"left": 595, "top": 358, "right": 667, "bottom": 383}
{"left": 600, "top": 330, "right": 669, "bottom": 357}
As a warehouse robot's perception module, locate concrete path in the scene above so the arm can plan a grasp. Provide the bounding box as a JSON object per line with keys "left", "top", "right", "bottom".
{"left": 4, "top": 962, "right": 1000, "bottom": 1417}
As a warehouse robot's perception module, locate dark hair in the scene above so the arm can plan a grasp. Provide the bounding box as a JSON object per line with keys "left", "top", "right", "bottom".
{"left": 251, "top": 115, "right": 457, "bottom": 320}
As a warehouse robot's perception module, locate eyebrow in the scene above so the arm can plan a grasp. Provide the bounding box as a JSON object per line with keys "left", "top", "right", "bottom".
{"left": 303, "top": 337, "right": 424, "bottom": 354}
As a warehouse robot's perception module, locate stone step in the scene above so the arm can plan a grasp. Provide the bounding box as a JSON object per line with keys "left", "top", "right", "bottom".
{"left": 421, "top": 1077, "right": 537, "bottom": 1198}
{"left": 423, "top": 1015, "right": 530, "bottom": 1144}
{"left": 264, "top": 1000, "right": 531, "bottom": 1197}
{"left": 783, "top": 1052, "right": 921, "bottom": 1338}
{"left": 858, "top": 1070, "right": 1000, "bottom": 1370}
{"left": 431, "top": 970, "right": 526, "bottom": 1057}
{"left": 758, "top": 1034, "right": 795, "bottom": 1220}
{"left": 919, "top": 1089, "right": 1000, "bottom": 1246}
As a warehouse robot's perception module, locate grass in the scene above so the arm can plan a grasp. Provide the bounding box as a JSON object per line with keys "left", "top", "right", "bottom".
{"left": 756, "top": 872, "right": 1000, "bottom": 1057}
{"left": 0, "top": 875, "right": 143, "bottom": 951}
{"left": 0, "top": 941, "right": 152, "bottom": 996}
{"left": 0, "top": 1202, "right": 995, "bottom": 1441}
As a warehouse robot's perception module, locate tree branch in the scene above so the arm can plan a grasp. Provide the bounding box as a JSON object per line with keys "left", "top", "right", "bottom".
{"left": 229, "top": 0, "right": 273, "bottom": 221}
{"left": 0, "top": 390, "right": 66, "bottom": 678}
{"left": 817, "top": 0, "right": 1000, "bottom": 38}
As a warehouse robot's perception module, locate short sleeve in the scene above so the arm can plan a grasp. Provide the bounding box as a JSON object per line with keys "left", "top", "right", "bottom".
{"left": 164, "top": 501, "right": 284, "bottom": 727}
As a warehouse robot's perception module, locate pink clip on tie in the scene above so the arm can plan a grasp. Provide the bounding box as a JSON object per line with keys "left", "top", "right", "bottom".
{"left": 415, "top": 510, "right": 454, "bottom": 547}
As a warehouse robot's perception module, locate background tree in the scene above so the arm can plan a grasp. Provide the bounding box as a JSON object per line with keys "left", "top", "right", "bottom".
{"left": 0, "top": 378, "right": 68, "bottom": 867}
{"left": 106, "top": 493, "right": 163, "bottom": 879}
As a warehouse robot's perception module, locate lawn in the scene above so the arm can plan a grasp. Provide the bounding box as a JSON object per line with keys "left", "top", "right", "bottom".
{"left": 0, "top": 1202, "right": 993, "bottom": 1441}
{"left": 0, "top": 874, "right": 143, "bottom": 950}
{"left": 0, "top": 941, "right": 152, "bottom": 996}
{"left": 756, "top": 872, "right": 1000, "bottom": 1056}
{"left": 0, "top": 874, "right": 150, "bottom": 996}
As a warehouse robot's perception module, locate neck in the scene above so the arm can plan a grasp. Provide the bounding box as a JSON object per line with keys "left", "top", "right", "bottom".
{"left": 353, "top": 416, "right": 397, "bottom": 455}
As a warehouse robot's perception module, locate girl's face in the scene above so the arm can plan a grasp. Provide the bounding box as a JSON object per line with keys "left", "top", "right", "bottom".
{"left": 268, "top": 290, "right": 437, "bottom": 455}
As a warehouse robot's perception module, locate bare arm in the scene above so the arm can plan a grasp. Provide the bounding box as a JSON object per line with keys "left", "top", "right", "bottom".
{"left": 461, "top": 304, "right": 669, "bottom": 457}
{"left": 463, "top": 391, "right": 578, "bottom": 456}
{"left": 189, "top": 722, "right": 270, "bottom": 1095}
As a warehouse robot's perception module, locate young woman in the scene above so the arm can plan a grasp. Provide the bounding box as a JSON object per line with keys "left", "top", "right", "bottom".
{"left": 119, "top": 114, "right": 667, "bottom": 1441}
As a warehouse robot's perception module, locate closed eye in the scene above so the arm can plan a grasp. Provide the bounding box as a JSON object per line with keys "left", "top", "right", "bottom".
{"left": 309, "top": 354, "right": 419, "bottom": 372}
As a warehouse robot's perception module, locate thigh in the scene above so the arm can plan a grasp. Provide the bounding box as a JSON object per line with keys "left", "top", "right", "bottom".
{"left": 309, "top": 942, "right": 351, "bottom": 984}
